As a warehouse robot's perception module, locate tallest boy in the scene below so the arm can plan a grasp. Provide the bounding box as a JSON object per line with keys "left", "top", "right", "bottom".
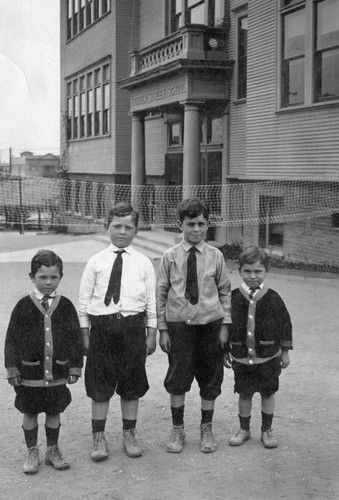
{"left": 157, "top": 198, "right": 232, "bottom": 454}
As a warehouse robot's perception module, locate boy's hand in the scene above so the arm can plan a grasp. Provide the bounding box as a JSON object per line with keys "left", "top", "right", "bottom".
{"left": 81, "top": 327, "right": 90, "bottom": 356}
{"left": 145, "top": 328, "right": 157, "bottom": 356}
{"left": 223, "top": 352, "right": 232, "bottom": 369}
{"left": 159, "top": 330, "right": 171, "bottom": 353}
{"left": 8, "top": 376, "right": 21, "bottom": 387}
{"left": 281, "top": 350, "right": 290, "bottom": 369}
{"left": 67, "top": 375, "right": 79, "bottom": 384}
{"left": 218, "top": 324, "right": 229, "bottom": 349}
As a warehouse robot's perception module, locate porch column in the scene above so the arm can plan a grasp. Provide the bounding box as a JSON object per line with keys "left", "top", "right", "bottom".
{"left": 181, "top": 101, "right": 203, "bottom": 197}
{"left": 130, "top": 113, "right": 145, "bottom": 210}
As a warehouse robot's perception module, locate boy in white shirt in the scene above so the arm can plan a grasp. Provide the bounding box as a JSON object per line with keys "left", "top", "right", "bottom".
{"left": 78, "top": 202, "right": 157, "bottom": 461}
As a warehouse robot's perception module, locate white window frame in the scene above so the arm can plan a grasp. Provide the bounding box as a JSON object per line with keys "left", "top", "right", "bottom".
{"left": 278, "top": 0, "right": 339, "bottom": 109}
{"left": 65, "top": 60, "right": 110, "bottom": 141}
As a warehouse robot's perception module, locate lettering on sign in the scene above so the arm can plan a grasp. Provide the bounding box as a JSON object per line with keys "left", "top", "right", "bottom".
{"left": 131, "top": 84, "right": 187, "bottom": 108}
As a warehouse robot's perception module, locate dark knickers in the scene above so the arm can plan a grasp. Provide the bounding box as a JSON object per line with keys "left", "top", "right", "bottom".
{"left": 14, "top": 385, "right": 71, "bottom": 415}
{"left": 85, "top": 312, "right": 149, "bottom": 402}
{"left": 232, "top": 356, "right": 282, "bottom": 398}
{"left": 164, "top": 319, "right": 224, "bottom": 401}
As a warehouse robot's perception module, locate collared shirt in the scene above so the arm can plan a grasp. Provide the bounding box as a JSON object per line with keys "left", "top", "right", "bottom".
{"left": 33, "top": 288, "right": 57, "bottom": 309}
{"left": 78, "top": 244, "right": 157, "bottom": 329}
{"left": 241, "top": 282, "right": 263, "bottom": 299}
{"left": 157, "top": 240, "right": 232, "bottom": 329}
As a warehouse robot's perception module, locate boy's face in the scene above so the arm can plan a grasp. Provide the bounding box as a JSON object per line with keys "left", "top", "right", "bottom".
{"left": 239, "top": 260, "right": 268, "bottom": 288}
{"left": 108, "top": 214, "right": 137, "bottom": 248}
{"left": 30, "top": 265, "right": 62, "bottom": 295}
{"left": 179, "top": 214, "right": 209, "bottom": 246}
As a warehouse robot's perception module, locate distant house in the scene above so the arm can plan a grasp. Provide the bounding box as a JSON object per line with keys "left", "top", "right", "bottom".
{"left": 10, "top": 151, "right": 60, "bottom": 178}
{"left": 0, "top": 162, "right": 10, "bottom": 175}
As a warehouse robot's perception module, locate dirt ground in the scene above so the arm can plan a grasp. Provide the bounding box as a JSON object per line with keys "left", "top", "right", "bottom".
{"left": 0, "top": 232, "right": 339, "bottom": 500}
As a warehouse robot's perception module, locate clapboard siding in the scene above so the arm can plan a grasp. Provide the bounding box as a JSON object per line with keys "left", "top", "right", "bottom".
{"left": 145, "top": 117, "right": 166, "bottom": 177}
{"left": 139, "top": 0, "right": 164, "bottom": 49}
{"left": 68, "top": 138, "right": 113, "bottom": 174}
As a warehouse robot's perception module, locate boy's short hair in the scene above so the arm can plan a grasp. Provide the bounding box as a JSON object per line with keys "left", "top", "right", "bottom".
{"left": 106, "top": 202, "right": 139, "bottom": 228}
{"left": 177, "top": 198, "right": 209, "bottom": 222}
{"left": 238, "top": 246, "right": 270, "bottom": 271}
{"left": 30, "top": 250, "right": 63, "bottom": 277}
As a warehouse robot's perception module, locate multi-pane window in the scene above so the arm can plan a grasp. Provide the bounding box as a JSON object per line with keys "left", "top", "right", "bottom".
{"left": 315, "top": 0, "right": 339, "bottom": 101}
{"left": 166, "top": 0, "right": 225, "bottom": 35}
{"left": 65, "top": 61, "right": 110, "bottom": 140}
{"left": 236, "top": 13, "right": 248, "bottom": 100}
{"left": 280, "top": 0, "right": 339, "bottom": 107}
{"left": 67, "top": 0, "right": 110, "bottom": 40}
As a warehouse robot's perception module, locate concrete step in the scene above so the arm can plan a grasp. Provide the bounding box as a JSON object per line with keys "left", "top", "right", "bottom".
{"left": 93, "top": 229, "right": 181, "bottom": 261}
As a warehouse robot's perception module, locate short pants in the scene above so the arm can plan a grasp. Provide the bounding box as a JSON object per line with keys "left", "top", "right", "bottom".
{"left": 164, "top": 319, "right": 224, "bottom": 401}
{"left": 85, "top": 312, "right": 149, "bottom": 402}
{"left": 232, "top": 356, "right": 282, "bottom": 398}
{"left": 14, "top": 385, "right": 71, "bottom": 414}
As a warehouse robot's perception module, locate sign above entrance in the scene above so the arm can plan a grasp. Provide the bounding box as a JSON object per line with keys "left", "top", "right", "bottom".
{"left": 130, "top": 80, "right": 188, "bottom": 112}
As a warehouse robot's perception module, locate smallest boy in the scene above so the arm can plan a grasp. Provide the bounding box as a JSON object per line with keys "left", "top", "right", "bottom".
{"left": 157, "top": 198, "right": 231, "bottom": 454}
{"left": 225, "top": 246, "right": 292, "bottom": 448}
{"left": 5, "top": 250, "right": 83, "bottom": 474}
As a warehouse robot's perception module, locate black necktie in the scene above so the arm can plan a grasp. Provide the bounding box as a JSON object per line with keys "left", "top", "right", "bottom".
{"left": 185, "top": 247, "right": 199, "bottom": 305}
{"left": 42, "top": 295, "right": 52, "bottom": 311}
{"left": 249, "top": 287, "right": 259, "bottom": 299}
{"left": 104, "top": 250, "right": 125, "bottom": 306}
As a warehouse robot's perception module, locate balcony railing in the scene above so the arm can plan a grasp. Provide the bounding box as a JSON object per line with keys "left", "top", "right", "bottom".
{"left": 129, "top": 25, "right": 228, "bottom": 77}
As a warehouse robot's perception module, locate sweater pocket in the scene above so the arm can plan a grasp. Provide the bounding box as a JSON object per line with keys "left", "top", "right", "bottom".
{"left": 53, "top": 359, "right": 69, "bottom": 379}
{"left": 258, "top": 340, "right": 276, "bottom": 357}
{"left": 230, "top": 341, "right": 246, "bottom": 359}
{"left": 21, "top": 360, "right": 41, "bottom": 380}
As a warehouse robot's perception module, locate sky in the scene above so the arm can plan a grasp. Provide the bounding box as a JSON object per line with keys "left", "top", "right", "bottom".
{"left": 0, "top": 0, "right": 60, "bottom": 162}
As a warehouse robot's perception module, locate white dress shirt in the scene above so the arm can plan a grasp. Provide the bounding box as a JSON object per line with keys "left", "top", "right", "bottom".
{"left": 78, "top": 244, "right": 157, "bottom": 329}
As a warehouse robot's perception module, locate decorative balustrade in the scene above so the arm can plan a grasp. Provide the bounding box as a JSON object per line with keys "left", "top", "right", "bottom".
{"left": 129, "top": 25, "right": 228, "bottom": 77}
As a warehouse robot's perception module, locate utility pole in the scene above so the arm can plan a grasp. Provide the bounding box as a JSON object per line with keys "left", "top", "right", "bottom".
{"left": 9, "top": 147, "right": 12, "bottom": 173}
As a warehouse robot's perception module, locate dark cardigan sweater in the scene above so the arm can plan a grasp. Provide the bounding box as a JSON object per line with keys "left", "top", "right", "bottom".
{"left": 228, "top": 286, "right": 292, "bottom": 362}
{"left": 5, "top": 294, "right": 83, "bottom": 386}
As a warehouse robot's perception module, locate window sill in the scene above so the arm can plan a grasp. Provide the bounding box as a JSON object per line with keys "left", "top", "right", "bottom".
{"left": 68, "top": 134, "right": 111, "bottom": 143}
{"left": 233, "top": 98, "right": 247, "bottom": 105}
{"left": 277, "top": 99, "right": 339, "bottom": 114}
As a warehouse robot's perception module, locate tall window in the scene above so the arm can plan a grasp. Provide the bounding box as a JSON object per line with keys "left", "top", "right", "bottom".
{"left": 280, "top": 0, "right": 339, "bottom": 107}
{"left": 87, "top": 89, "right": 93, "bottom": 137}
{"left": 236, "top": 13, "right": 248, "bottom": 100}
{"left": 315, "top": 0, "right": 339, "bottom": 101}
{"left": 94, "top": 0, "right": 100, "bottom": 21}
{"left": 73, "top": 0, "right": 79, "bottom": 36}
{"left": 67, "top": 0, "right": 72, "bottom": 40}
{"left": 65, "top": 60, "right": 110, "bottom": 140}
{"left": 79, "top": 0, "right": 86, "bottom": 31}
{"left": 282, "top": 7, "right": 305, "bottom": 105}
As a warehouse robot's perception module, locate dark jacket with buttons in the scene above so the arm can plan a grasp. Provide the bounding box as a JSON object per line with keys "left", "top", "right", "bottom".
{"left": 228, "top": 286, "right": 292, "bottom": 362}
{"left": 5, "top": 294, "right": 83, "bottom": 386}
